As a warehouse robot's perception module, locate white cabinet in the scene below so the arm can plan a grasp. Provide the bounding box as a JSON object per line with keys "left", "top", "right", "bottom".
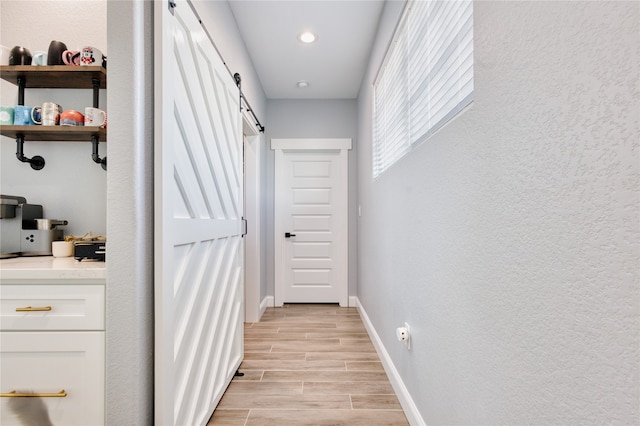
{"left": 0, "top": 285, "right": 104, "bottom": 331}
{"left": 0, "top": 332, "right": 104, "bottom": 426}
{"left": 0, "top": 260, "right": 106, "bottom": 426}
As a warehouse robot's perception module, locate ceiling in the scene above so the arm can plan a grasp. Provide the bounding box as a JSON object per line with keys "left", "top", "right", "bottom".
{"left": 228, "top": 0, "right": 386, "bottom": 100}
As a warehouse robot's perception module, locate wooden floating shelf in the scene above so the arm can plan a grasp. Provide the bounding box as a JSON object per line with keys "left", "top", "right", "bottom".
{"left": 0, "top": 125, "right": 106, "bottom": 142}
{"left": 0, "top": 66, "right": 106, "bottom": 89}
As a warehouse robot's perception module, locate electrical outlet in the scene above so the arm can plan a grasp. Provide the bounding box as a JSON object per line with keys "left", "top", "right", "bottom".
{"left": 404, "top": 322, "right": 411, "bottom": 350}
{"left": 396, "top": 323, "right": 411, "bottom": 350}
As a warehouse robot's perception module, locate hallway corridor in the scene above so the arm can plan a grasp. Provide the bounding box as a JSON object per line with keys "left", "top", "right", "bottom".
{"left": 208, "top": 304, "right": 409, "bottom": 425}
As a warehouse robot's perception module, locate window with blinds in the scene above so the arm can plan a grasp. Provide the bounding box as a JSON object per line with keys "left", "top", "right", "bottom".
{"left": 373, "top": 0, "right": 473, "bottom": 178}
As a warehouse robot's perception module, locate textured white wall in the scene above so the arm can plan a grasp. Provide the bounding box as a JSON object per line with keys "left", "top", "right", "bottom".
{"left": 105, "top": 1, "right": 154, "bottom": 425}
{"left": 0, "top": 1, "right": 107, "bottom": 236}
{"left": 265, "top": 99, "right": 359, "bottom": 299}
{"left": 357, "top": 1, "right": 639, "bottom": 423}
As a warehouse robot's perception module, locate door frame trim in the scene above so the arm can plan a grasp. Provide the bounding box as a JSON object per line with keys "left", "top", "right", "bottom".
{"left": 271, "top": 138, "right": 352, "bottom": 307}
{"left": 244, "top": 112, "right": 263, "bottom": 323}
{"left": 271, "top": 138, "right": 352, "bottom": 151}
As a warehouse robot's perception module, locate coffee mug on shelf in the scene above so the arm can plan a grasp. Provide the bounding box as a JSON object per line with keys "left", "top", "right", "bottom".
{"left": 43, "top": 103, "right": 63, "bottom": 125}
{"left": 13, "top": 105, "right": 35, "bottom": 125}
{"left": 0, "top": 106, "right": 14, "bottom": 125}
{"left": 80, "top": 46, "right": 103, "bottom": 66}
{"left": 0, "top": 45, "right": 10, "bottom": 65}
{"left": 47, "top": 40, "right": 67, "bottom": 65}
{"left": 32, "top": 51, "right": 48, "bottom": 66}
{"left": 62, "top": 50, "right": 80, "bottom": 66}
{"left": 84, "top": 107, "right": 107, "bottom": 128}
{"left": 31, "top": 106, "right": 42, "bottom": 125}
{"left": 9, "top": 46, "right": 32, "bottom": 65}
{"left": 60, "top": 110, "right": 84, "bottom": 126}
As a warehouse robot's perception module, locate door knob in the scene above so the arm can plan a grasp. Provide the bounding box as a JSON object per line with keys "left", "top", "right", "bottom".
{"left": 285, "top": 232, "right": 296, "bottom": 238}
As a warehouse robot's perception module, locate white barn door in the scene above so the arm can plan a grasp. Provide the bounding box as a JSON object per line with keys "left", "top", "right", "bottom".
{"left": 154, "top": 1, "right": 244, "bottom": 425}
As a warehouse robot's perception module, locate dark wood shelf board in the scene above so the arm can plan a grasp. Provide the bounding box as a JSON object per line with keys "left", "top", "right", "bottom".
{"left": 0, "top": 125, "right": 107, "bottom": 142}
{"left": 0, "top": 66, "right": 106, "bottom": 89}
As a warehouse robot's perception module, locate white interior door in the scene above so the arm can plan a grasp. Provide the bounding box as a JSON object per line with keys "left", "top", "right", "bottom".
{"left": 272, "top": 138, "right": 351, "bottom": 307}
{"left": 155, "top": 1, "right": 244, "bottom": 425}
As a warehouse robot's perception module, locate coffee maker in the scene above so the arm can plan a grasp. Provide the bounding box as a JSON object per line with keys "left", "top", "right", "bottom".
{"left": 0, "top": 195, "right": 67, "bottom": 258}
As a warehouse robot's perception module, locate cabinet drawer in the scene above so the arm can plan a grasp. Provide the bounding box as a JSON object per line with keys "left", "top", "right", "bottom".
{"left": 0, "top": 285, "right": 104, "bottom": 331}
{"left": 0, "top": 331, "right": 104, "bottom": 426}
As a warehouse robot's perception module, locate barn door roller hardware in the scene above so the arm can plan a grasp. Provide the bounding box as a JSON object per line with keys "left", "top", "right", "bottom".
{"left": 234, "top": 73, "right": 265, "bottom": 133}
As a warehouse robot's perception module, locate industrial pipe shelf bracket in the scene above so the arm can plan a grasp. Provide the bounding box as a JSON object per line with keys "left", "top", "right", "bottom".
{"left": 91, "top": 134, "right": 107, "bottom": 171}
{"left": 14, "top": 76, "right": 45, "bottom": 170}
{"left": 4, "top": 68, "right": 108, "bottom": 171}
{"left": 90, "top": 77, "right": 106, "bottom": 170}
{"left": 16, "top": 135, "right": 45, "bottom": 170}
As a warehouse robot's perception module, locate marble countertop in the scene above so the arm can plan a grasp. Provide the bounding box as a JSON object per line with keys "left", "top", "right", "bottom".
{"left": 0, "top": 256, "right": 106, "bottom": 282}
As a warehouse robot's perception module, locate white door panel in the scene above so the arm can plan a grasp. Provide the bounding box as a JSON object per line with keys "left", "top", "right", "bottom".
{"left": 292, "top": 215, "right": 333, "bottom": 231}
{"left": 155, "top": 1, "right": 243, "bottom": 425}
{"left": 272, "top": 139, "right": 351, "bottom": 307}
{"left": 292, "top": 241, "right": 332, "bottom": 258}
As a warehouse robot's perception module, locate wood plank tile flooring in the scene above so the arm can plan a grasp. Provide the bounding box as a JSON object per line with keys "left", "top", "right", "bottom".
{"left": 208, "top": 304, "right": 409, "bottom": 425}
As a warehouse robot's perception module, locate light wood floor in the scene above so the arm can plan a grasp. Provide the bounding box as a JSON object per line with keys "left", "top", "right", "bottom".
{"left": 208, "top": 304, "right": 409, "bottom": 425}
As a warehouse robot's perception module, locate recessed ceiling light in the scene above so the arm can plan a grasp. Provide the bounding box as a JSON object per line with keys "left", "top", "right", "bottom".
{"left": 298, "top": 31, "right": 317, "bottom": 44}
{"left": 297, "top": 80, "right": 310, "bottom": 88}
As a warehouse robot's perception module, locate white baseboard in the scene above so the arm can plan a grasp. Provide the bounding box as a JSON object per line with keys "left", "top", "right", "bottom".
{"left": 355, "top": 297, "right": 426, "bottom": 426}
{"left": 259, "top": 296, "right": 273, "bottom": 318}
{"left": 349, "top": 296, "right": 358, "bottom": 307}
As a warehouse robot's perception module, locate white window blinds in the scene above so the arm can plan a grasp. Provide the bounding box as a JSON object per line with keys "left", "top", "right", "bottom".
{"left": 373, "top": 0, "right": 473, "bottom": 178}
